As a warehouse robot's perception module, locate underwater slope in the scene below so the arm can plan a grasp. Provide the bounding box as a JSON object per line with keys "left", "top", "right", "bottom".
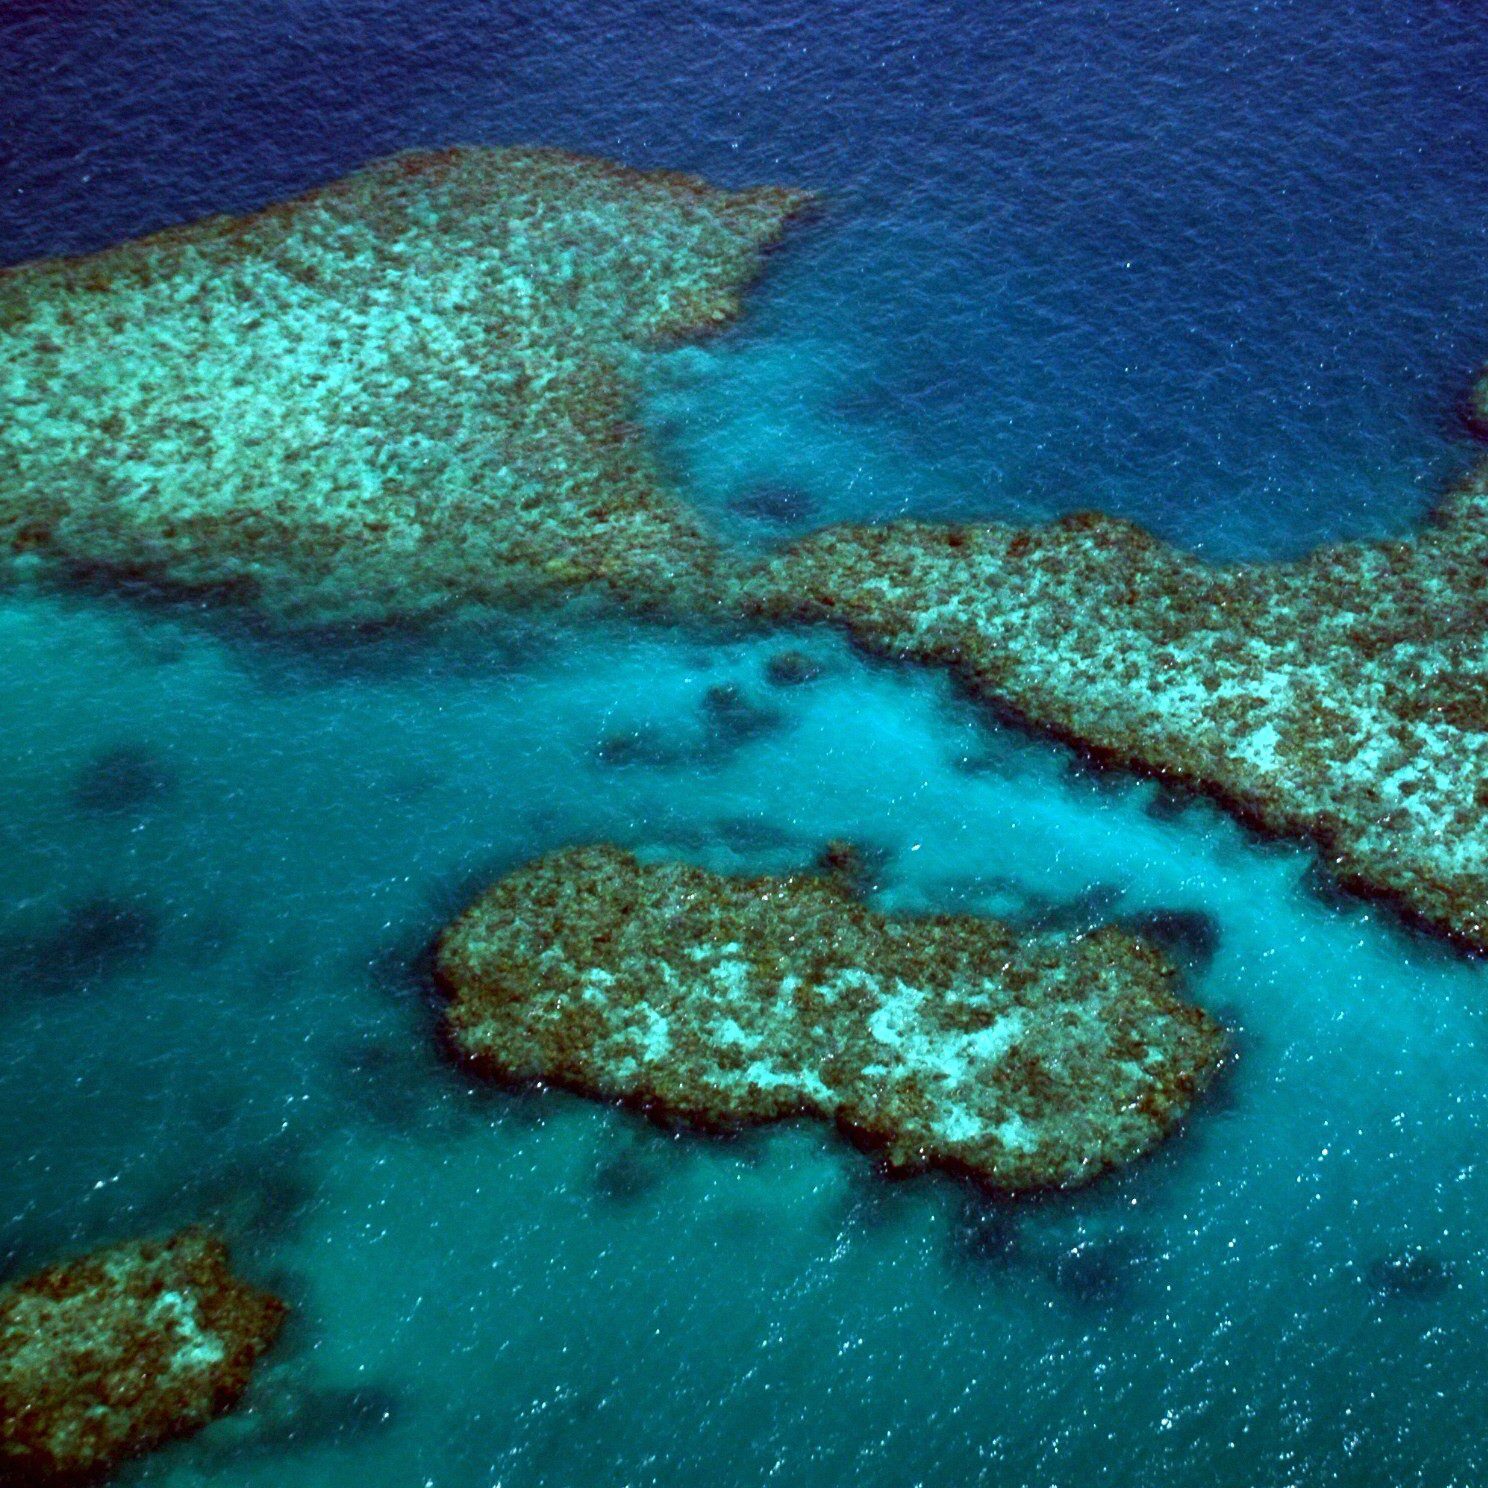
{"left": 0, "top": 147, "right": 809, "bottom": 624}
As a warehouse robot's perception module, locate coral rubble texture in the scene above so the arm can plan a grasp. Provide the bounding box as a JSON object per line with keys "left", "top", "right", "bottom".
{"left": 436, "top": 845, "right": 1224, "bottom": 1188}
{"left": 745, "top": 465, "right": 1488, "bottom": 949}
{"left": 0, "top": 148, "right": 809, "bottom": 623}
{"left": 0, "top": 1228, "right": 285, "bottom": 1484}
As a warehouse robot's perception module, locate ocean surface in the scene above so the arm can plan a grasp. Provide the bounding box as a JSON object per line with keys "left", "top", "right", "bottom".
{"left": 2, "top": 3, "right": 1488, "bottom": 1485}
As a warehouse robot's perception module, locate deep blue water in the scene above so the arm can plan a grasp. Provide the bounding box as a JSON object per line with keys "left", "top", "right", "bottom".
{"left": 3, "top": 3, "right": 1488, "bottom": 1486}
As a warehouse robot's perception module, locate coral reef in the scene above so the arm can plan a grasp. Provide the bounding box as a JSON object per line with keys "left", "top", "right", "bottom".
{"left": 435, "top": 845, "right": 1224, "bottom": 1189}
{"left": 1466, "top": 365, "right": 1488, "bottom": 439}
{"left": 743, "top": 463, "right": 1488, "bottom": 949}
{"left": 0, "top": 148, "right": 810, "bottom": 624}
{"left": 0, "top": 1227, "right": 284, "bottom": 1484}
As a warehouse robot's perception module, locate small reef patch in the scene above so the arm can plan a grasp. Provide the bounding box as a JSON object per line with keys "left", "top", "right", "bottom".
{"left": 745, "top": 464, "right": 1488, "bottom": 950}
{"left": 434, "top": 845, "right": 1224, "bottom": 1190}
{"left": 0, "top": 1227, "right": 285, "bottom": 1484}
{"left": 0, "top": 147, "right": 811, "bottom": 624}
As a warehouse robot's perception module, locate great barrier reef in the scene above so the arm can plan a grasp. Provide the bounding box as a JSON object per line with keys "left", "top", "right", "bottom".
{"left": 3, "top": 4, "right": 1488, "bottom": 1486}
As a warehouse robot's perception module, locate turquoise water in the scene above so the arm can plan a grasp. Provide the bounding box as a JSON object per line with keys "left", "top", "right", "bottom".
{"left": 4, "top": 2, "right": 1488, "bottom": 1484}
{"left": 6, "top": 593, "right": 1488, "bottom": 1486}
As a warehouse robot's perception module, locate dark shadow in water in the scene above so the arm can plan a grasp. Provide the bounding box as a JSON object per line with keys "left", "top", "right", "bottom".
{"left": 947, "top": 1191, "right": 1026, "bottom": 1270}
{"left": 1297, "top": 848, "right": 1488, "bottom": 973}
{"left": 1143, "top": 784, "right": 1200, "bottom": 823}
{"left": 814, "top": 838, "right": 895, "bottom": 897}
{"left": 246, "top": 618, "right": 548, "bottom": 690}
{"left": 1, "top": 896, "right": 161, "bottom": 999}
{"left": 161, "top": 1141, "right": 320, "bottom": 1247}
{"left": 1364, "top": 1249, "right": 1455, "bottom": 1300}
{"left": 1022, "top": 882, "right": 1126, "bottom": 935}
{"left": 1299, "top": 856, "right": 1375, "bottom": 918}
{"left": 0, "top": 1138, "right": 314, "bottom": 1296}
{"left": 0, "top": 1210, "right": 85, "bottom": 1282}
{"left": 635, "top": 807, "right": 809, "bottom": 866}
{"left": 1063, "top": 750, "right": 1156, "bottom": 802}
{"left": 595, "top": 681, "right": 786, "bottom": 772}
{"left": 71, "top": 742, "right": 175, "bottom": 816}
{"left": 360, "top": 912, "right": 562, "bottom": 1141}
{"left": 727, "top": 483, "right": 817, "bottom": 527}
{"left": 1122, "top": 907, "right": 1222, "bottom": 975}
{"left": 198, "top": 1382, "right": 403, "bottom": 1464}
{"left": 588, "top": 1126, "right": 691, "bottom": 1206}
{"left": 1452, "top": 379, "right": 1488, "bottom": 443}
{"left": 366, "top": 844, "right": 534, "bottom": 1012}
{"left": 26, "top": 564, "right": 747, "bottom": 698}
{"left": 367, "top": 936, "right": 445, "bottom": 1014}
{"left": 834, "top": 1159, "right": 932, "bottom": 1235}
{"left": 708, "top": 815, "right": 803, "bottom": 855}
{"left": 1183, "top": 1016, "right": 1247, "bottom": 1118}
{"left": 332, "top": 1033, "right": 454, "bottom": 1136}
{"left": 594, "top": 726, "right": 694, "bottom": 769}
{"left": 947, "top": 1189, "right": 1154, "bottom": 1313}
{"left": 592, "top": 1146, "right": 666, "bottom": 1205}
{"left": 1044, "top": 1232, "right": 1152, "bottom": 1311}
{"left": 700, "top": 682, "right": 784, "bottom": 752}
{"left": 915, "top": 872, "right": 1129, "bottom": 935}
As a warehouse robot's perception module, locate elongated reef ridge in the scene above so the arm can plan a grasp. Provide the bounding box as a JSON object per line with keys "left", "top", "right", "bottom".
{"left": 436, "top": 845, "right": 1224, "bottom": 1189}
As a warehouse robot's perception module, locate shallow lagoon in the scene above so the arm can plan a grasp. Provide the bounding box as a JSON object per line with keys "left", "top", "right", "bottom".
{"left": 4, "top": 1, "right": 1488, "bottom": 1484}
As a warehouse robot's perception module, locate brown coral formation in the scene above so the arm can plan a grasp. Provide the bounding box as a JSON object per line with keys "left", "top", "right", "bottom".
{"left": 0, "top": 148, "right": 810, "bottom": 624}
{"left": 744, "top": 462, "right": 1488, "bottom": 950}
{"left": 0, "top": 1228, "right": 284, "bottom": 1484}
{"left": 435, "top": 845, "right": 1224, "bottom": 1189}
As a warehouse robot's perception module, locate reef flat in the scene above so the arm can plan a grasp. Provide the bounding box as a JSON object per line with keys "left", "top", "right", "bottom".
{"left": 0, "top": 1227, "right": 284, "bottom": 1484}
{"left": 0, "top": 148, "right": 808, "bottom": 623}
{"left": 435, "top": 845, "right": 1224, "bottom": 1189}
{"left": 745, "top": 464, "right": 1488, "bottom": 950}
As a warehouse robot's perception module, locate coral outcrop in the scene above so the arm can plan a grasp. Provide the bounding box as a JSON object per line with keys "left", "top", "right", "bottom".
{"left": 0, "top": 1228, "right": 285, "bottom": 1484}
{"left": 435, "top": 845, "right": 1224, "bottom": 1189}
{"left": 1469, "top": 365, "right": 1488, "bottom": 439}
{"left": 0, "top": 148, "right": 810, "bottom": 623}
{"left": 744, "top": 463, "right": 1488, "bottom": 950}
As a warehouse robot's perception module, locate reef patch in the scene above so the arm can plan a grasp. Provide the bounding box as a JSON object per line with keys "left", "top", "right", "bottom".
{"left": 1464, "top": 365, "right": 1488, "bottom": 440}
{"left": 745, "top": 465, "right": 1488, "bottom": 950}
{"left": 0, "top": 148, "right": 810, "bottom": 624}
{"left": 435, "top": 845, "right": 1224, "bottom": 1190}
{"left": 0, "top": 1227, "right": 285, "bottom": 1484}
